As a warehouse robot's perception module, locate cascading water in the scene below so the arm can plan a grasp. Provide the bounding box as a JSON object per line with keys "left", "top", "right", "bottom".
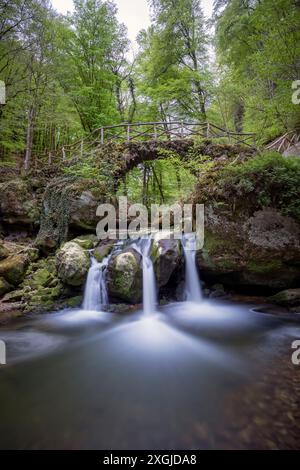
{"left": 132, "top": 237, "right": 157, "bottom": 315}
{"left": 182, "top": 233, "right": 202, "bottom": 302}
{"left": 82, "top": 255, "right": 110, "bottom": 311}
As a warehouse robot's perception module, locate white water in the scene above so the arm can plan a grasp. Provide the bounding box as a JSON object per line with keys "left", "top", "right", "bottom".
{"left": 82, "top": 255, "right": 110, "bottom": 311}
{"left": 182, "top": 233, "right": 202, "bottom": 302}
{"left": 133, "top": 237, "right": 157, "bottom": 315}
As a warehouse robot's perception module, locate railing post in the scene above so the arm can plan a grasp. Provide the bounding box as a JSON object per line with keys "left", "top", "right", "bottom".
{"left": 181, "top": 121, "right": 184, "bottom": 139}
{"left": 127, "top": 124, "right": 131, "bottom": 142}
{"left": 101, "top": 127, "right": 104, "bottom": 145}
{"left": 62, "top": 146, "right": 66, "bottom": 162}
{"left": 154, "top": 124, "right": 157, "bottom": 140}
{"left": 48, "top": 152, "right": 52, "bottom": 165}
{"left": 80, "top": 139, "right": 83, "bottom": 158}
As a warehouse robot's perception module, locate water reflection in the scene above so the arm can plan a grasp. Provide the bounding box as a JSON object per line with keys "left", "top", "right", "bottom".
{"left": 0, "top": 300, "right": 298, "bottom": 449}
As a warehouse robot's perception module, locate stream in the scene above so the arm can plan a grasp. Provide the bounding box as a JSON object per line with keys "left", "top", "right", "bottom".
{"left": 0, "top": 236, "right": 299, "bottom": 449}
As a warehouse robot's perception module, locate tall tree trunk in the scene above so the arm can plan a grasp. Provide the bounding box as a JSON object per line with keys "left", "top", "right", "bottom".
{"left": 127, "top": 77, "right": 137, "bottom": 123}
{"left": 24, "top": 104, "right": 35, "bottom": 172}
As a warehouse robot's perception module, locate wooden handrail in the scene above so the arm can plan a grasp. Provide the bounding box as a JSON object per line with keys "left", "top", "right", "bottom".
{"left": 38, "top": 121, "right": 256, "bottom": 162}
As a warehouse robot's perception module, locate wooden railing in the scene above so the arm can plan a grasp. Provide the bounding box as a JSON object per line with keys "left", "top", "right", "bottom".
{"left": 41, "top": 121, "right": 256, "bottom": 164}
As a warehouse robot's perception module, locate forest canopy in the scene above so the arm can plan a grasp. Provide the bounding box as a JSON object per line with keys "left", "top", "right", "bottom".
{"left": 0, "top": 0, "right": 299, "bottom": 169}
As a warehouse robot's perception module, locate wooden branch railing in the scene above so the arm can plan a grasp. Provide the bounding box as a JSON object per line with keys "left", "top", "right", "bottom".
{"left": 37, "top": 121, "right": 257, "bottom": 164}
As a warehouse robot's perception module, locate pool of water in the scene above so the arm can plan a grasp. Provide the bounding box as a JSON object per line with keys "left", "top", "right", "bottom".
{"left": 0, "top": 300, "right": 299, "bottom": 449}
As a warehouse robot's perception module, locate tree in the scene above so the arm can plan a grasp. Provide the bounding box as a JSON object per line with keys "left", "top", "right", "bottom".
{"left": 214, "top": 0, "right": 300, "bottom": 140}
{"left": 135, "top": 0, "right": 210, "bottom": 122}
{"left": 55, "top": 0, "right": 129, "bottom": 132}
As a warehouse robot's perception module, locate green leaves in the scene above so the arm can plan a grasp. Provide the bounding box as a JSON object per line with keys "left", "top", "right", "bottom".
{"left": 214, "top": 0, "right": 300, "bottom": 139}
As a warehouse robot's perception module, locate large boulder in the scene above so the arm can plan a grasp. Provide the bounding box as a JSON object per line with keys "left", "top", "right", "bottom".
{"left": 0, "top": 254, "right": 29, "bottom": 286}
{"left": 151, "top": 236, "right": 182, "bottom": 288}
{"left": 197, "top": 207, "right": 300, "bottom": 293}
{"left": 107, "top": 248, "right": 142, "bottom": 303}
{"left": 269, "top": 288, "right": 300, "bottom": 307}
{"left": 36, "top": 178, "right": 106, "bottom": 252}
{"left": 0, "top": 179, "right": 40, "bottom": 230}
{"left": 56, "top": 241, "right": 90, "bottom": 287}
{"left": 69, "top": 191, "right": 100, "bottom": 231}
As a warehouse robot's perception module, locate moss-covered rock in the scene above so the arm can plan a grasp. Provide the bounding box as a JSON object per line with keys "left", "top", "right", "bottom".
{"left": 63, "top": 295, "right": 83, "bottom": 308}
{"left": 94, "top": 240, "right": 114, "bottom": 262}
{"left": 196, "top": 206, "right": 300, "bottom": 293}
{"left": 72, "top": 235, "right": 97, "bottom": 250}
{"left": 0, "top": 255, "right": 29, "bottom": 286}
{"left": 2, "top": 288, "right": 24, "bottom": 302}
{"left": 56, "top": 241, "right": 90, "bottom": 287}
{"left": 107, "top": 248, "right": 142, "bottom": 303}
{"left": 36, "top": 178, "right": 106, "bottom": 252}
{"left": 151, "top": 236, "right": 182, "bottom": 288}
{"left": 269, "top": 289, "right": 300, "bottom": 307}
{"left": 0, "top": 179, "right": 40, "bottom": 228}
{"left": 20, "top": 257, "right": 64, "bottom": 313}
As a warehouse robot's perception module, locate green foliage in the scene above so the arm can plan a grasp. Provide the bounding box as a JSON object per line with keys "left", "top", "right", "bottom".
{"left": 118, "top": 149, "right": 197, "bottom": 206}
{"left": 195, "top": 151, "right": 300, "bottom": 221}
{"left": 55, "top": 0, "right": 129, "bottom": 132}
{"left": 135, "top": 0, "right": 210, "bottom": 122}
{"left": 214, "top": 0, "right": 300, "bottom": 140}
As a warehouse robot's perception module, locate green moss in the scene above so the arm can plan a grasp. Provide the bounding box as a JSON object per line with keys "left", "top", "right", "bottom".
{"left": 94, "top": 241, "right": 114, "bottom": 262}
{"left": 269, "top": 289, "right": 300, "bottom": 307}
{"left": 72, "top": 238, "right": 94, "bottom": 250}
{"left": 247, "top": 259, "right": 283, "bottom": 273}
{"left": 204, "top": 231, "right": 227, "bottom": 255}
{"left": 108, "top": 251, "right": 142, "bottom": 303}
{"left": 64, "top": 296, "right": 83, "bottom": 308}
{"left": 31, "top": 268, "right": 52, "bottom": 287}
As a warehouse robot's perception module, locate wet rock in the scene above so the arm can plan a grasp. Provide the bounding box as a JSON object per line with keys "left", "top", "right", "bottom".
{"left": 269, "top": 288, "right": 300, "bottom": 307}
{"left": 56, "top": 241, "right": 90, "bottom": 287}
{"left": 107, "top": 248, "right": 142, "bottom": 303}
{"left": 107, "top": 303, "right": 139, "bottom": 314}
{"left": 210, "top": 283, "right": 226, "bottom": 298}
{"left": 151, "top": 237, "right": 182, "bottom": 288}
{"left": 94, "top": 240, "right": 114, "bottom": 262}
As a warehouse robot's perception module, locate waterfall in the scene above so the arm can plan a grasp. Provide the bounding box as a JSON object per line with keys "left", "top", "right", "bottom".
{"left": 133, "top": 237, "right": 157, "bottom": 315}
{"left": 82, "top": 255, "right": 110, "bottom": 311}
{"left": 182, "top": 233, "right": 202, "bottom": 302}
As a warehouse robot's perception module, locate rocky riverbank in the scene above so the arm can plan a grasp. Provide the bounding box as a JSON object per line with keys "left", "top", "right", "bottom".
{"left": 1, "top": 146, "right": 300, "bottom": 321}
